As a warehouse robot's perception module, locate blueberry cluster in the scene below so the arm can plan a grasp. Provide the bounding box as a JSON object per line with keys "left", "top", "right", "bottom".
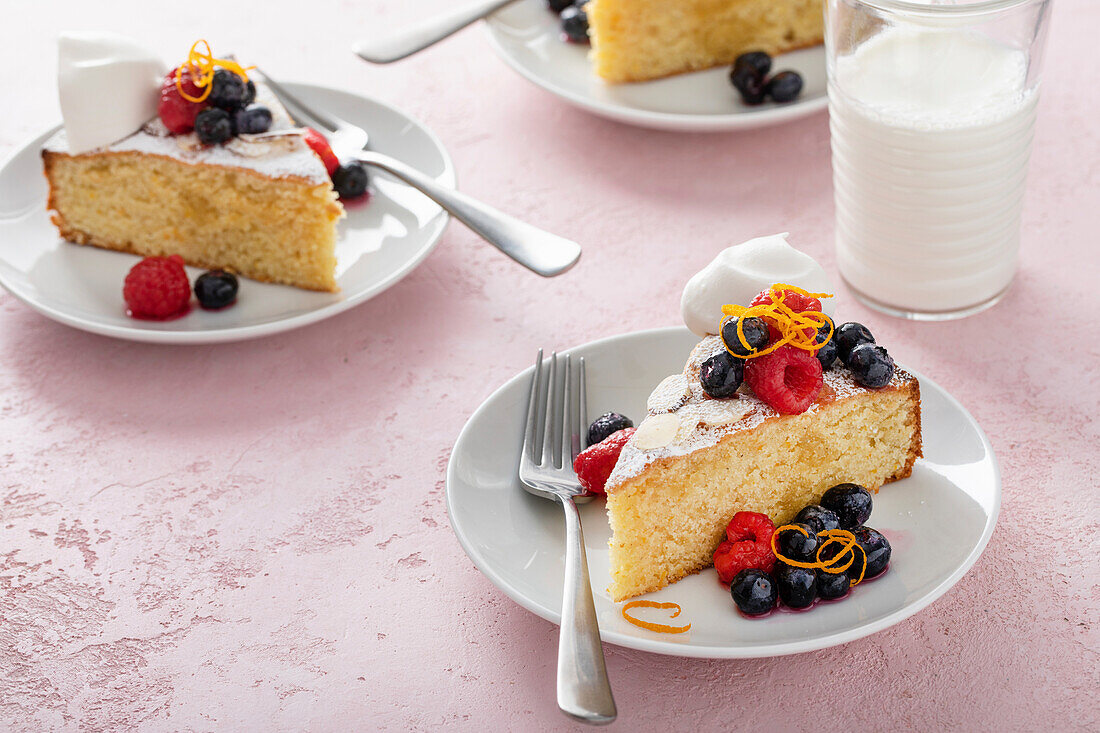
{"left": 194, "top": 69, "right": 273, "bottom": 145}
{"left": 729, "top": 51, "right": 803, "bottom": 106}
{"left": 698, "top": 315, "right": 771, "bottom": 398}
{"left": 730, "top": 483, "right": 892, "bottom": 616}
{"left": 548, "top": 0, "right": 591, "bottom": 44}
{"left": 818, "top": 319, "right": 897, "bottom": 388}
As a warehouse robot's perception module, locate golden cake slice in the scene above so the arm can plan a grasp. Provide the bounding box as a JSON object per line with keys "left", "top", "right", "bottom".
{"left": 605, "top": 335, "right": 921, "bottom": 602}
{"left": 42, "top": 81, "right": 343, "bottom": 292}
{"left": 587, "top": 0, "right": 824, "bottom": 83}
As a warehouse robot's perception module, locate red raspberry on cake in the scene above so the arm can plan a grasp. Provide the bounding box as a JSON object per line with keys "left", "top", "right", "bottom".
{"left": 750, "top": 286, "right": 822, "bottom": 342}
{"left": 573, "top": 427, "right": 636, "bottom": 496}
{"left": 744, "top": 344, "right": 824, "bottom": 414}
{"left": 713, "top": 511, "right": 776, "bottom": 583}
{"left": 158, "top": 67, "right": 209, "bottom": 134}
{"left": 123, "top": 255, "right": 191, "bottom": 319}
{"left": 303, "top": 128, "right": 340, "bottom": 176}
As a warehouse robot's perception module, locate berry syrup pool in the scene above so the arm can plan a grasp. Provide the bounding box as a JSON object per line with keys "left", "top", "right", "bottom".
{"left": 828, "top": 25, "right": 1040, "bottom": 318}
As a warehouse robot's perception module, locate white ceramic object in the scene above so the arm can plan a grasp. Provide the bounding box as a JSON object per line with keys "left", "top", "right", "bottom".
{"left": 0, "top": 83, "right": 454, "bottom": 344}
{"left": 483, "top": 0, "right": 827, "bottom": 132}
{"left": 446, "top": 327, "right": 1001, "bottom": 658}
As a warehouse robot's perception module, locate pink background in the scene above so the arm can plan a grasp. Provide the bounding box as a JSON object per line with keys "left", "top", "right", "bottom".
{"left": 2, "top": 1, "right": 1097, "bottom": 730}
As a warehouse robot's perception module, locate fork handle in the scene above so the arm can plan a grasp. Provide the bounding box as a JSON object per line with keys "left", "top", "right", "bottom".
{"left": 557, "top": 497, "right": 616, "bottom": 724}
{"left": 354, "top": 150, "right": 581, "bottom": 277}
{"left": 353, "top": 0, "right": 518, "bottom": 63}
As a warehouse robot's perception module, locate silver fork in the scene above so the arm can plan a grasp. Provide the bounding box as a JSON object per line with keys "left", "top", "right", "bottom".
{"left": 519, "top": 350, "right": 616, "bottom": 725}
{"left": 255, "top": 70, "right": 581, "bottom": 278}
{"left": 354, "top": 0, "right": 518, "bottom": 64}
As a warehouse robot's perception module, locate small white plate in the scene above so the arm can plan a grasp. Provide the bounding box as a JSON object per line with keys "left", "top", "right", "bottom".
{"left": 0, "top": 83, "right": 454, "bottom": 344}
{"left": 484, "top": 0, "right": 828, "bottom": 132}
{"left": 446, "top": 327, "right": 1001, "bottom": 658}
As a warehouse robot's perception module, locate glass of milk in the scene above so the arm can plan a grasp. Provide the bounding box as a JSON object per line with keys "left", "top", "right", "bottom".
{"left": 825, "top": 0, "right": 1052, "bottom": 319}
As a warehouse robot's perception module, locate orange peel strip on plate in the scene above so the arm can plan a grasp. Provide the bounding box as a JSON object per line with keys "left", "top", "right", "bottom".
{"left": 621, "top": 600, "right": 691, "bottom": 634}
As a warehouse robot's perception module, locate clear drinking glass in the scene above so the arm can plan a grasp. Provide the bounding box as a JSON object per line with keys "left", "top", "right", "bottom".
{"left": 825, "top": 0, "right": 1052, "bottom": 320}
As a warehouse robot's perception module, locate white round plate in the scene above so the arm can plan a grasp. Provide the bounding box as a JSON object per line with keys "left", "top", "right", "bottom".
{"left": 0, "top": 83, "right": 454, "bottom": 344}
{"left": 484, "top": 0, "right": 827, "bottom": 132}
{"left": 447, "top": 327, "right": 1001, "bottom": 658}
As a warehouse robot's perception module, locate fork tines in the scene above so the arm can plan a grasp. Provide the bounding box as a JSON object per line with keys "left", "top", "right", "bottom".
{"left": 522, "top": 350, "right": 588, "bottom": 472}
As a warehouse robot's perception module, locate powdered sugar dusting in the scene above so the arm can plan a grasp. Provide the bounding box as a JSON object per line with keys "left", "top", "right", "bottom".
{"left": 605, "top": 335, "right": 915, "bottom": 491}
{"left": 43, "top": 81, "right": 330, "bottom": 184}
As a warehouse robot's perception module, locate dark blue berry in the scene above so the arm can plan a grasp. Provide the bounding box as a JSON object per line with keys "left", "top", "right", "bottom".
{"left": 548, "top": 0, "right": 572, "bottom": 11}
{"left": 730, "top": 569, "right": 778, "bottom": 616}
{"left": 209, "top": 69, "right": 252, "bottom": 111}
{"left": 835, "top": 322, "right": 875, "bottom": 362}
{"left": 194, "top": 108, "right": 234, "bottom": 145}
{"left": 775, "top": 562, "right": 817, "bottom": 609}
{"left": 332, "top": 161, "right": 369, "bottom": 199}
{"left": 234, "top": 105, "right": 272, "bottom": 135}
{"left": 587, "top": 412, "right": 633, "bottom": 446}
{"left": 815, "top": 318, "right": 837, "bottom": 369}
{"left": 816, "top": 568, "right": 851, "bottom": 600}
{"left": 560, "top": 6, "right": 589, "bottom": 43}
{"left": 721, "top": 316, "right": 770, "bottom": 357}
{"left": 820, "top": 483, "right": 873, "bottom": 529}
{"left": 794, "top": 504, "right": 841, "bottom": 535}
{"left": 852, "top": 526, "right": 891, "bottom": 578}
{"left": 194, "top": 270, "right": 239, "bottom": 309}
{"left": 847, "top": 343, "right": 895, "bottom": 388}
{"left": 699, "top": 351, "right": 743, "bottom": 399}
{"left": 734, "top": 51, "right": 772, "bottom": 78}
{"left": 730, "top": 65, "right": 766, "bottom": 105}
{"left": 766, "top": 71, "right": 803, "bottom": 103}
{"left": 776, "top": 523, "right": 819, "bottom": 562}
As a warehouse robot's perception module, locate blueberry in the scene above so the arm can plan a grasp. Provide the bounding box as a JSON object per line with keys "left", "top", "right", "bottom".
{"left": 194, "top": 270, "right": 239, "bottom": 309}
{"left": 733, "top": 51, "right": 772, "bottom": 78}
{"left": 730, "top": 569, "right": 778, "bottom": 616}
{"left": 234, "top": 105, "right": 272, "bottom": 135}
{"left": 775, "top": 562, "right": 817, "bottom": 609}
{"left": 776, "top": 523, "right": 819, "bottom": 562}
{"left": 815, "top": 318, "right": 837, "bottom": 370}
{"left": 721, "top": 316, "right": 770, "bottom": 357}
{"left": 794, "top": 504, "right": 841, "bottom": 535}
{"left": 194, "top": 108, "right": 234, "bottom": 145}
{"left": 835, "top": 322, "right": 875, "bottom": 363}
{"left": 699, "top": 351, "right": 743, "bottom": 399}
{"left": 847, "top": 343, "right": 895, "bottom": 388}
{"left": 766, "top": 70, "right": 803, "bottom": 103}
{"left": 820, "top": 483, "right": 873, "bottom": 529}
{"left": 332, "top": 161, "right": 369, "bottom": 199}
{"left": 208, "top": 69, "right": 252, "bottom": 111}
{"left": 548, "top": 0, "right": 572, "bottom": 11}
{"left": 816, "top": 568, "right": 851, "bottom": 600}
{"left": 852, "top": 526, "right": 891, "bottom": 578}
{"left": 560, "top": 6, "right": 589, "bottom": 43}
{"left": 587, "top": 412, "right": 633, "bottom": 446}
{"left": 730, "top": 65, "right": 766, "bottom": 105}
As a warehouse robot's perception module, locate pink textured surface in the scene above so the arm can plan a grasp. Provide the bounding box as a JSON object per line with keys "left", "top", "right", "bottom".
{"left": 2, "top": 1, "right": 1097, "bottom": 730}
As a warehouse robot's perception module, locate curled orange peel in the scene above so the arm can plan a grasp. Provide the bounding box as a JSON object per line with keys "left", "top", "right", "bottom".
{"left": 771, "top": 525, "right": 868, "bottom": 587}
{"left": 621, "top": 600, "right": 691, "bottom": 634}
{"left": 719, "top": 283, "right": 834, "bottom": 360}
{"left": 174, "top": 39, "right": 256, "bottom": 103}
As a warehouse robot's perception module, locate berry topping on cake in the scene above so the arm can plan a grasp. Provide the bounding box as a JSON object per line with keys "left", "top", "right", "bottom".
{"left": 749, "top": 285, "right": 822, "bottom": 314}
{"left": 835, "top": 321, "right": 875, "bottom": 362}
{"left": 730, "top": 569, "right": 778, "bottom": 616}
{"left": 713, "top": 511, "right": 776, "bottom": 583}
{"left": 814, "top": 318, "right": 838, "bottom": 369}
{"left": 743, "top": 345, "right": 824, "bottom": 414}
{"left": 588, "top": 412, "right": 634, "bottom": 446}
{"left": 194, "top": 270, "right": 239, "bottom": 309}
{"left": 194, "top": 108, "right": 234, "bottom": 145}
{"left": 303, "top": 128, "right": 340, "bottom": 176}
{"left": 573, "top": 427, "right": 635, "bottom": 495}
{"left": 158, "top": 68, "right": 208, "bottom": 134}
{"left": 332, "top": 161, "right": 370, "bottom": 200}
{"left": 234, "top": 105, "right": 272, "bottom": 135}
{"left": 699, "top": 351, "right": 744, "bottom": 398}
{"left": 766, "top": 71, "right": 803, "bottom": 103}
{"left": 847, "top": 343, "right": 896, "bottom": 388}
{"left": 208, "top": 68, "right": 254, "bottom": 111}
{"left": 721, "top": 315, "right": 770, "bottom": 357}
{"left": 123, "top": 255, "right": 191, "bottom": 319}
{"left": 775, "top": 562, "right": 817, "bottom": 609}
{"left": 820, "top": 483, "right": 873, "bottom": 529}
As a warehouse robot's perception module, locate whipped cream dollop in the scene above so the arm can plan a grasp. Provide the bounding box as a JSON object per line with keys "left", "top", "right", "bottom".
{"left": 680, "top": 233, "right": 835, "bottom": 337}
{"left": 58, "top": 32, "right": 166, "bottom": 154}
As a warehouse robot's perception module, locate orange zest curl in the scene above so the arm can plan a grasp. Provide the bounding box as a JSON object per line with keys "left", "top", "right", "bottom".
{"left": 719, "top": 283, "right": 834, "bottom": 360}
{"left": 174, "top": 39, "right": 256, "bottom": 103}
{"left": 771, "top": 524, "right": 868, "bottom": 588}
{"left": 621, "top": 600, "right": 691, "bottom": 634}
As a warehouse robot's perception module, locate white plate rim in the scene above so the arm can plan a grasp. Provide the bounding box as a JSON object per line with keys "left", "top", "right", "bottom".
{"left": 446, "top": 325, "right": 1002, "bottom": 658}
{"left": 481, "top": 10, "right": 829, "bottom": 133}
{"left": 0, "top": 82, "right": 455, "bottom": 345}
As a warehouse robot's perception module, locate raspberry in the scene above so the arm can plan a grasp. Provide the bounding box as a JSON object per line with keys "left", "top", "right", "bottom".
{"left": 123, "top": 255, "right": 191, "bottom": 319}
{"left": 572, "top": 427, "right": 635, "bottom": 496}
{"left": 158, "top": 67, "right": 209, "bottom": 134}
{"left": 749, "top": 287, "right": 822, "bottom": 342}
{"left": 303, "top": 128, "right": 340, "bottom": 176}
{"left": 744, "top": 345, "right": 824, "bottom": 414}
{"left": 713, "top": 511, "right": 776, "bottom": 584}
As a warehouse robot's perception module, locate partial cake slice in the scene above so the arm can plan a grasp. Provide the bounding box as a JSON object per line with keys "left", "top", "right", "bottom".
{"left": 605, "top": 335, "right": 921, "bottom": 602}
{"left": 42, "top": 82, "right": 343, "bottom": 292}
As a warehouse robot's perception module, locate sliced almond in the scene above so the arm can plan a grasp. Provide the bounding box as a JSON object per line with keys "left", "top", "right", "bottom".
{"left": 646, "top": 374, "right": 691, "bottom": 414}
{"left": 632, "top": 413, "right": 681, "bottom": 450}
{"left": 675, "top": 400, "right": 752, "bottom": 440}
